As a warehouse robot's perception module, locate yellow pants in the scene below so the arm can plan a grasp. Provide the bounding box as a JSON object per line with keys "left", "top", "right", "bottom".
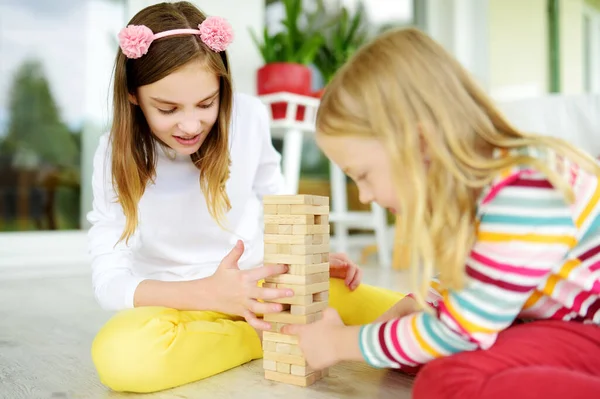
{"left": 91, "top": 278, "right": 403, "bottom": 393}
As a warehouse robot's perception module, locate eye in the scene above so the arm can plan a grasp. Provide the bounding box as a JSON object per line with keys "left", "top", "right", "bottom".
{"left": 199, "top": 100, "right": 216, "bottom": 109}
{"left": 158, "top": 108, "right": 176, "bottom": 115}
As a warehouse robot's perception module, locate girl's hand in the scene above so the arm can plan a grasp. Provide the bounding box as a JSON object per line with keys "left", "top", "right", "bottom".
{"left": 281, "top": 308, "right": 362, "bottom": 369}
{"left": 329, "top": 253, "right": 363, "bottom": 291}
{"left": 374, "top": 295, "right": 418, "bottom": 323}
{"left": 208, "top": 240, "right": 293, "bottom": 330}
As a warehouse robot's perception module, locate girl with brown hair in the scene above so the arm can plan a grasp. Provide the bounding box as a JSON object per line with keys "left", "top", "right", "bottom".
{"left": 87, "top": 1, "right": 404, "bottom": 393}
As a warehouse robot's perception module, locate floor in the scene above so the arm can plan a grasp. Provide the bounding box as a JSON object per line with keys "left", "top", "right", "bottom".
{"left": 0, "top": 261, "right": 415, "bottom": 399}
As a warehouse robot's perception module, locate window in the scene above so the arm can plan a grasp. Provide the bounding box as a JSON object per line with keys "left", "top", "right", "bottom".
{"left": 583, "top": 5, "right": 600, "bottom": 93}
{"left": 0, "top": 0, "right": 126, "bottom": 233}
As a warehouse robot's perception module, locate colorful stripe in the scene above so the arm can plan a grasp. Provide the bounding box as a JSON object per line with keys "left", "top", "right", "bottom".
{"left": 358, "top": 147, "right": 600, "bottom": 369}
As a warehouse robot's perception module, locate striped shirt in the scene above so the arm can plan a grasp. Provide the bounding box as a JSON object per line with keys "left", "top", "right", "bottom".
{"left": 359, "top": 147, "right": 600, "bottom": 369}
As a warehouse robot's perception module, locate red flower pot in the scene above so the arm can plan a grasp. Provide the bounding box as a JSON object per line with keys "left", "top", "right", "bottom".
{"left": 257, "top": 63, "right": 312, "bottom": 121}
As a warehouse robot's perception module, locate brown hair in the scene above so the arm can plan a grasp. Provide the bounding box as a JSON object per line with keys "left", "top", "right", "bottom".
{"left": 110, "top": 1, "right": 232, "bottom": 243}
{"left": 316, "top": 28, "right": 600, "bottom": 308}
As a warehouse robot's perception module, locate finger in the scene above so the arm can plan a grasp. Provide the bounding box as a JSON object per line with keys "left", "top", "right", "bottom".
{"left": 247, "top": 263, "right": 289, "bottom": 281}
{"left": 253, "top": 286, "right": 294, "bottom": 301}
{"left": 281, "top": 323, "right": 300, "bottom": 335}
{"left": 244, "top": 310, "right": 272, "bottom": 331}
{"left": 247, "top": 299, "right": 286, "bottom": 315}
{"left": 219, "top": 240, "right": 245, "bottom": 269}
{"left": 349, "top": 268, "right": 362, "bottom": 290}
{"left": 328, "top": 253, "right": 347, "bottom": 267}
{"left": 345, "top": 266, "right": 357, "bottom": 286}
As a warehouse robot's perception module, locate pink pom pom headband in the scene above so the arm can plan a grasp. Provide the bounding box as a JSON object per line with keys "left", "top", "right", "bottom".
{"left": 118, "top": 16, "right": 234, "bottom": 59}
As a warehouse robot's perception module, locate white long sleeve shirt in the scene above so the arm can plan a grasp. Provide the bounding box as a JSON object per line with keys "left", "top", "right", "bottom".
{"left": 86, "top": 93, "right": 285, "bottom": 311}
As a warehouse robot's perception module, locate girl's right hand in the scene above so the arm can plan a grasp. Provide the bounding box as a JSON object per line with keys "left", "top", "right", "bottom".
{"left": 208, "top": 240, "right": 293, "bottom": 330}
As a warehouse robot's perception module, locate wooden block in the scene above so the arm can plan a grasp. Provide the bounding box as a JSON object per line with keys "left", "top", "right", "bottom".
{"left": 266, "top": 322, "right": 285, "bottom": 333}
{"left": 264, "top": 243, "right": 278, "bottom": 254}
{"left": 291, "top": 364, "right": 315, "bottom": 376}
{"left": 263, "top": 331, "right": 299, "bottom": 344}
{"left": 311, "top": 234, "right": 329, "bottom": 244}
{"left": 263, "top": 359, "right": 277, "bottom": 371}
{"left": 276, "top": 362, "right": 291, "bottom": 374}
{"left": 264, "top": 204, "right": 278, "bottom": 214}
{"left": 277, "top": 225, "right": 293, "bottom": 234}
{"left": 288, "top": 263, "right": 330, "bottom": 276}
{"left": 321, "top": 253, "right": 329, "bottom": 262}
{"left": 290, "top": 205, "right": 329, "bottom": 215}
{"left": 264, "top": 224, "right": 279, "bottom": 234}
{"left": 264, "top": 253, "right": 314, "bottom": 265}
{"left": 263, "top": 195, "right": 315, "bottom": 205}
{"left": 264, "top": 215, "right": 314, "bottom": 225}
{"left": 291, "top": 243, "right": 330, "bottom": 255}
{"left": 264, "top": 234, "right": 312, "bottom": 245}
{"left": 263, "top": 340, "right": 277, "bottom": 351}
{"left": 290, "top": 300, "right": 328, "bottom": 315}
{"left": 263, "top": 351, "right": 306, "bottom": 366}
{"left": 313, "top": 291, "right": 329, "bottom": 301}
{"left": 276, "top": 281, "right": 329, "bottom": 295}
{"left": 265, "top": 370, "right": 318, "bottom": 387}
{"left": 311, "top": 196, "right": 329, "bottom": 206}
{"left": 277, "top": 244, "right": 292, "bottom": 254}
{"left": 314, "top": 215, "right": 329, "bottom": 225}
{"left": 262, "top": 282, "right": 277, "bottom": 288}
{"left": 276, "top": 342, "right": 292, "bottom": 354}
{"left": 277, "top": 204, "right": 291, "bottom": 214}
{"left": 265, "top": 271, "right": 329, "bottom": 285}
{"left": 292, "top": 224, "right": 330, "bottom": 235}
{"left": 270, "top": 293, "right": 313, "bottom": 306}
{"left": 263, "top": 311, "right": 321, "bottom": 324}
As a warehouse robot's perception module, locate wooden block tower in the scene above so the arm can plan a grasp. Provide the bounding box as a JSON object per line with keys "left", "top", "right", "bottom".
{"left": 261, "top": 194, "right": 330, "bottom": 387}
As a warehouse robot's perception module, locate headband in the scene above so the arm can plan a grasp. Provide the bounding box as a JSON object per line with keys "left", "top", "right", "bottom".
{"left": 118, "top": 16, "right": 234, "bottom": 59}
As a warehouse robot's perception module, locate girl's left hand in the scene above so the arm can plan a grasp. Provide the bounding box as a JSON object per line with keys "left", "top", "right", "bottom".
{"left": 281, "top": 308, "right": 352, "bottom": 370}
{"left": 329, "top": 253, "right": 363, "bottom": 291}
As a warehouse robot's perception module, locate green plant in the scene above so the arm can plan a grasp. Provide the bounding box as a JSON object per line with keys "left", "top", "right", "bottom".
{"left": 250, "top": 0, "right": 324, "bottom": 64}
{"left": 313, "top": 1, "right": 368, "bottom": 83}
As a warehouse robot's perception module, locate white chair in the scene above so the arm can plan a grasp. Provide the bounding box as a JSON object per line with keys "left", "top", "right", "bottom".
{"left": 260, "top": 92, "right": 393, "bottom": 267}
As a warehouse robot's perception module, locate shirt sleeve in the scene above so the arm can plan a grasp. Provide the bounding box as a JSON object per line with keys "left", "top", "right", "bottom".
{"left": 251, "top": 100, "right": 287, "bottom": 197}
{"left": 86, "top": 134, "right": 146, "bottom": 311}
{"left": 358, "top": 172, "right": 578, "bottom": 369}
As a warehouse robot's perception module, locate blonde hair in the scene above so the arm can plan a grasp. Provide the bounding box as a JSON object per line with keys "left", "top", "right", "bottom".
{"left": 110, "top": 1, "right": 232, "bottom": 244}
{"left": 316, "top": 28, "right": 600, "bottom": 308}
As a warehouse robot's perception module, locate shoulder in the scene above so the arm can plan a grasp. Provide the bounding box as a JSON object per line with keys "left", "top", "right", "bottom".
{"left": 231, "top": 92, "right": 269, "bottom": 124}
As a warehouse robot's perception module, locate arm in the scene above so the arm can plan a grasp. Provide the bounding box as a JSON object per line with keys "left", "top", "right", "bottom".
{"left": 87, "top": 135, "right": 221, "bottom": 311}
{"left": 355, "top": 174, "right": 578, "bottom": 369}
{"left": 87, "top": 133, "right": 146, "bottom": 311}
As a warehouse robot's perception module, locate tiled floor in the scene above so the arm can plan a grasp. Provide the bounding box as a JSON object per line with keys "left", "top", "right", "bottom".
{"left": 0, "top": 263, "right": 414, "bottom": 399}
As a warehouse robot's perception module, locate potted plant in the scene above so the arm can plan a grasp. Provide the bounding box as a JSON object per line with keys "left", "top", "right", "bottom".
{"left": 312, "top": 1, "right": 368, "bottom": 97}
{"left": 250, "top": 0, "right": 325, "bottom": 119}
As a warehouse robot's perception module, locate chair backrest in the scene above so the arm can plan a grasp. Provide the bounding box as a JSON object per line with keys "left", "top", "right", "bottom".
{"left": 497, "top": 94, "right": 600, "bottom": 158}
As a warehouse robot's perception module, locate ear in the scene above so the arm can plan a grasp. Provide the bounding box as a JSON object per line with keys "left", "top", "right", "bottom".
{"left": 128, "top": 93, "right": 139, "bottom": 105}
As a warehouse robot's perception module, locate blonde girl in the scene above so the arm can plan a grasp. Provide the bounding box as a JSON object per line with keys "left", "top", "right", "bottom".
{"left": 285, "top": 28, "right": 600, "bottom": 399}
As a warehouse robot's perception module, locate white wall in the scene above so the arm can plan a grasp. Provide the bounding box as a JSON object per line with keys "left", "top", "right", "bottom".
{"left": 488, "top": 0, "right": 549, "bottom": 101}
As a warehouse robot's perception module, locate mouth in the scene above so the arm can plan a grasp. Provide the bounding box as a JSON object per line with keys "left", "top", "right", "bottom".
{"left": 173, "top": 134, "right": 201, "bottom": 146}
{"left": 389, "top": 208, "right": 397, "bottom": 214}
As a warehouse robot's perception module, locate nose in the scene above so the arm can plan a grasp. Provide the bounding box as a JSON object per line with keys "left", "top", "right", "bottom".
{"left": 177, "top": 117, "right": 201, "bottom": 135}
{"left": 357, "top": 185, "right": 374, "bottom": 205}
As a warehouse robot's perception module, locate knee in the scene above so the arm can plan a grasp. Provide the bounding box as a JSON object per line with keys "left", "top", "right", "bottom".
{"left": 91, "top": 307, "right": 176, "bottom": 393}
{"left": 413, "top": 356, "right": 485, "bottom": 399}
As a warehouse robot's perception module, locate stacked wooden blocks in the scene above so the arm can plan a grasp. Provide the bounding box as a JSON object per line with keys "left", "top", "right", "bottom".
{"left": 261, "top": 194, "right": 331, "bottom": 387}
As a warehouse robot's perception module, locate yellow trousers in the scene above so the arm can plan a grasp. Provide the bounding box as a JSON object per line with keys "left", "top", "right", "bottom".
{"left": 91, "top": 278, "right": 403, "bottom": 393}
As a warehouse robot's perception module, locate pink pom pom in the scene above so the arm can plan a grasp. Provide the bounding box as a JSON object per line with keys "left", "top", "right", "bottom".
{"left": 118, "top": 25, "right": 154, "bottom": 59}
{"left": 198, "top": 16, "right": 234, "bottom": 52}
